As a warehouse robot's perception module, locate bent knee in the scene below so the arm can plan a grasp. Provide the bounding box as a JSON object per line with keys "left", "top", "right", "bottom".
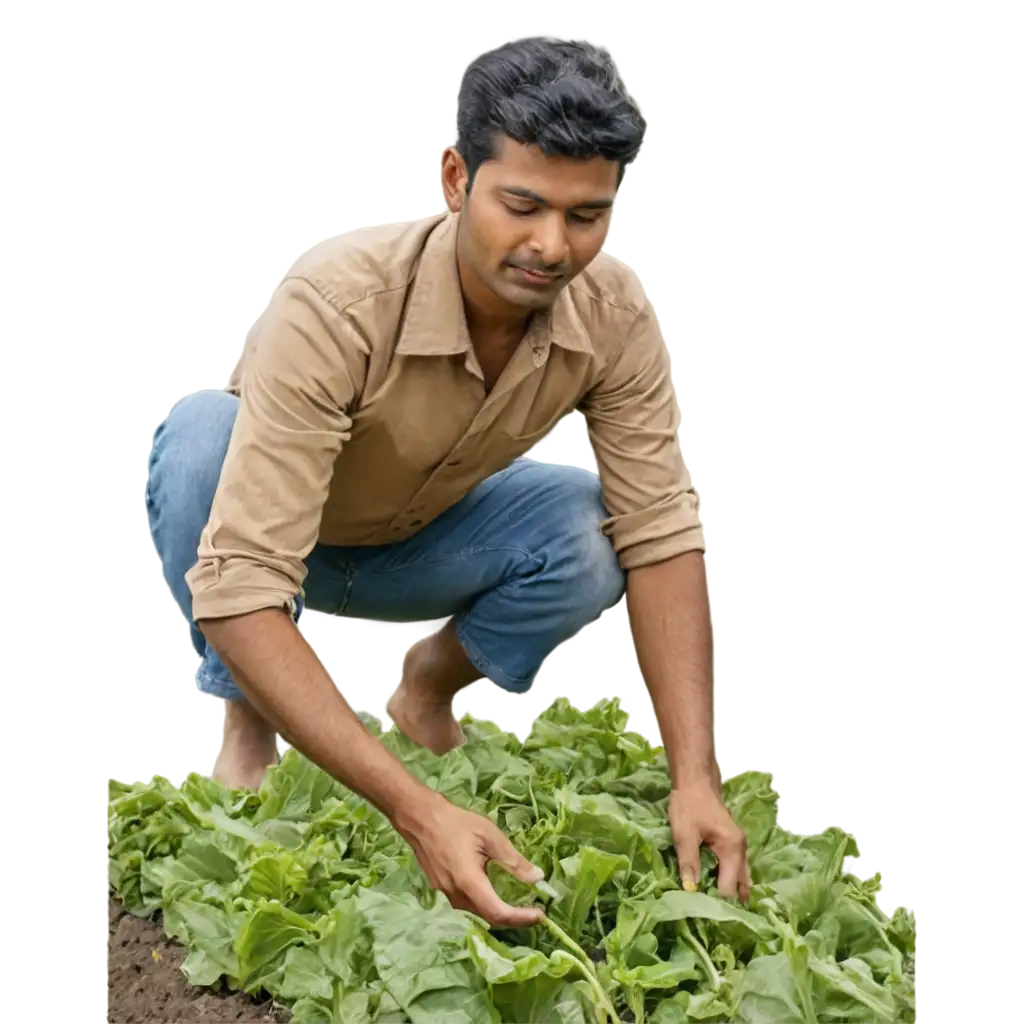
{"left": 540, "top": 467, "right": 626, "bottom": 615}
{"left": 147, "top": 389, "right": 239, "bottom": 510}
{"left": 573, "top": 524, "right": 626, "bottom": 614}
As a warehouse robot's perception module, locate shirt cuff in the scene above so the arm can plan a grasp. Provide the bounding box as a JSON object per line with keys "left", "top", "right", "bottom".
{"left": 186, "top": 557, "right": 301, "bottom": 622}
{"left": 600, "top": 493, "right": 706, "bottom": 570}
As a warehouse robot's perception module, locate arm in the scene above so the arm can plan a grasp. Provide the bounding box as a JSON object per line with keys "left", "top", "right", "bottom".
{"left": 189, "top": 277, "right": 542, "bottom": 926}
{"left": 580, "top": 298, "right": 749, "bottom": 900}
{"left": 626, "top": 550, "right": 750, "bottom": 901}
{"left": 192, "top": 280, "right": 405, "bottom": 808}
{"left": 627, "top": 550, "right": 717, "bottom": 787}
{"left": 202, "top": 608, "right": 429, "bottom": 832}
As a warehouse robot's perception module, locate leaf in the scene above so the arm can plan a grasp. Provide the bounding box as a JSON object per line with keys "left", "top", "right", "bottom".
{"left": 649, "top": 989, "right": 733, "bottom": 1023}
{"left": 556, "top": 845, "right": 631, "bottom": 935}
{"left": 558, "top": 790, "right": 670, "bottom": 877}
{"left": 470, "top": 933, "right": 554, "bottom": 984}
{"left": 722, "top": 772, "right": 779, "bottom": 861}
{"left": 280, "top": 945, "right": 334, "bottom": 1001}
{"left": 108, "top": 698, "right": 915, "bottom": 1024}
{"left": 241, "top": 852, "right": 308, "bottom": 903}
{"left": 493, "top": 974, "right": 591, "bottom": 1024}
{"left": 253, "top": 749, "right": 340, "bottom": 823}
{"left": 163, "top": 897, "right": 240, "bottom": 985}
{"left": 356, "top": 889, "right": 498, "bottom": 1022}
{"left": 235, "top": 899, "right": 317, "bottom": 990}
{"left": 611, "top": 950, "right": 701, "bottom": 990}
{"left": 645, "top": 890, "right": 774, "bottom": 939}
{"left": 808, "top": 953, "right": 899, "bottom": 1022}
{"left": 731, "top": 952, "right": 815, "bottom": 1023}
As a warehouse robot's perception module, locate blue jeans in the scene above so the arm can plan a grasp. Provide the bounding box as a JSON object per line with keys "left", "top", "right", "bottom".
{"left": 145, "top": 390, "right": 626, "bottom": 700}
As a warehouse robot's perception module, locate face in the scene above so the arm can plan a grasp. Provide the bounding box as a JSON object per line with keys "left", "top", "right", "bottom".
{"left": 442, "top": 134, "right": 619, "bottom": 318}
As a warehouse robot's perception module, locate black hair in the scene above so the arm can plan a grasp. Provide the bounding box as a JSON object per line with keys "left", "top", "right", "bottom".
{"left": 455, "top": 36, "right": 646, "bottom": 193}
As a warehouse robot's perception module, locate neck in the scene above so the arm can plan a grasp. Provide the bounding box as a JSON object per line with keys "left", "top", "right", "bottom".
{"left": 467, "top": 311, "right": 533, "bottom": 352}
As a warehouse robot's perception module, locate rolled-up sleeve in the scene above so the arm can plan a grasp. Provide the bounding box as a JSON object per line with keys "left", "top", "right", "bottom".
{"left": 579, "top": 299, "right": 705, "bottom": 570}
{"left": 185, "top": 276, "right": 367, "bottom": 621}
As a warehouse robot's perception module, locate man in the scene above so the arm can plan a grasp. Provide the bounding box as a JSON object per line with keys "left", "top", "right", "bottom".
{"left": 146, "top": 36, "right": 750, "bottom": 929}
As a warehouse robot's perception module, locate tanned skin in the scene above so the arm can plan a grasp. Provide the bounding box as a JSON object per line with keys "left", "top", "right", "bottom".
{"left": 202, "top": 137, "right": 749, "bottom": 929}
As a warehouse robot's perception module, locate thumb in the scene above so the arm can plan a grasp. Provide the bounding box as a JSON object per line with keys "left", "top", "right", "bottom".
{"left": 485, "top": 826, "right": 544, "bottom": 885}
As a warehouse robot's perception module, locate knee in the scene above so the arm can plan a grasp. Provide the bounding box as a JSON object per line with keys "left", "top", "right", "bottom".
{"left": 146, "top": 389, "right": 239, "bottom": 522}
{"left": 537, "top": 467, "right": 626, "bottom": 619}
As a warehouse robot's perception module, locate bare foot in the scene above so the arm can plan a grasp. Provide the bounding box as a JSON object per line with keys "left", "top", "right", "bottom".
{"left": 212, "top": 698, "right": 279, "bottom": 790}
{"left": 385, "top": 630, "right": 474, "bottom": 755}
{"left": 386, "top": 681, "right": 466, "bottom": 756}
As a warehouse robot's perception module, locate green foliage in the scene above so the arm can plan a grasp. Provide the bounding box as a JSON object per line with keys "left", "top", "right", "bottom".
{"left": 109, "top": 698, "right": 915, "bottom": 1022}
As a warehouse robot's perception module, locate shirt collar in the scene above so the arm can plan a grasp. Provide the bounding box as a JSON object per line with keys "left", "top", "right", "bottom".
{"left": 396, "top": 211, "right": 593, "bottom": 357}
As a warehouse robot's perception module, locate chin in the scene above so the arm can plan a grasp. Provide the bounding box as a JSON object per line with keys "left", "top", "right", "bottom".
{"left": 498, "top": 280, "right": 563, "bottom": 311}
{"left": 516, "top": 291, "right": 556, "bottom": 311}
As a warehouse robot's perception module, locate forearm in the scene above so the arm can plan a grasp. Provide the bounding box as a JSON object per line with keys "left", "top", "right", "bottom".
{"left": 199, "top": 608, "right": 432, "bottom": 827}
{"left": 626, "top": 550, "right": 718, "bottom": 788}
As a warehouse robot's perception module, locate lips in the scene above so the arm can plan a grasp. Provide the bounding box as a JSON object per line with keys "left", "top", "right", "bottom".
{"left": 511, "top": 265, "right": 561, "bottom": 285}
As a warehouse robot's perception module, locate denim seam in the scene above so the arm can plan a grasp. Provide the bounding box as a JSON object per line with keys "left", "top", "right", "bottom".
{"left": 335, "top": 570, "right": 356, "bottom": 615}
{"left": 350, "top": 544, "right": 537, "bottom": 577}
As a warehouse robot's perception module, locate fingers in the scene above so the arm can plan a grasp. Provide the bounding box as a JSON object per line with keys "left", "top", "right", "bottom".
{"left": 459, "top": 872, "right": 544, "bottom": 928}
{"left": 714, "top": 829, "right": 749, "bottom": 901}
{"left": 739, "top": 856, "right": 752, "bottom": 904}
{"left": 453, "top": 823, "right": 544, "bottom": 928}
{"left": 678, "top": 827, "right": 750, "bottom": 901}
{"left": 673, "top": 820, "right": 702, "bottom": 892}
{"left": 413, "top": 804, "right": 546, "bottom": 929}
{"left": 483, "top": 825, "right": 544, "bottom": 885}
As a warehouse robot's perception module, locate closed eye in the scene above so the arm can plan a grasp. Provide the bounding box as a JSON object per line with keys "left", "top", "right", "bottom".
{"left": 505, "top": 200, "right": 602, "bottom": 223}
{"left": 568, "top": 211, "right": 603, "bottom": 224}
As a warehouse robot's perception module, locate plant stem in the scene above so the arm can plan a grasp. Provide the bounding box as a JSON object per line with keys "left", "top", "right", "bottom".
{"left": 527, "top": 778, "right": 540, "bottom": 822}
{"left": 847, "top": 898, "right": 904, "bottom": 983}
{"left": 627, "top": 986, "right": 646, "bottom": 1024}
{"left": 542, "top": 916, "right": 623, "bottom": 1024}
{"left": 677, "top": 920, "right": 720, "bottom": 992}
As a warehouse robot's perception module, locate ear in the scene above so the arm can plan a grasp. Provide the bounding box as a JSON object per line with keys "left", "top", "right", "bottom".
{"left": 441, "top": 146, "right": 468, "bottom": 213}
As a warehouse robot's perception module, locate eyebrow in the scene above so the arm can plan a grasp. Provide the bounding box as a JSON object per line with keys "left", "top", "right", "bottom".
{"left": 501, "top": 186, "right": 615, "bottom": 210}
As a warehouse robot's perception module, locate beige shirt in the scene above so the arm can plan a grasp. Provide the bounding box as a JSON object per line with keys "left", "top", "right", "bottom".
{"left": 186, "top": 211, "right": 705, "bottom": 621}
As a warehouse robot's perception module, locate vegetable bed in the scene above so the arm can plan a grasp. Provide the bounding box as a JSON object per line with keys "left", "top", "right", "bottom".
{"left": 108, "top": 698, "right": 915, "bottom": 1022}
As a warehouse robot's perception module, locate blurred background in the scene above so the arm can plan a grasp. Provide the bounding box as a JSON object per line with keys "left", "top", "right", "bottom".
{"left": 4, "top": 9, "right": 1019, "bottom": 1024}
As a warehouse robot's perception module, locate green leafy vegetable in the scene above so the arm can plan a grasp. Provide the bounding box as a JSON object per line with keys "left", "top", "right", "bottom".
{"left": 109, "top": 698, "right": 915, "bottom": 1022}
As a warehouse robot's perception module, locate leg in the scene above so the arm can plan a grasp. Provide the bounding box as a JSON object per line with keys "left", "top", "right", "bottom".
{"left": 145, "top": 390, "right": 279, "bottom": 789}
{"left": 328, "top": 459, "right": 627, "bottom": 752}
{"left": 385, "top": 618, "right": 483, "bottom": 754}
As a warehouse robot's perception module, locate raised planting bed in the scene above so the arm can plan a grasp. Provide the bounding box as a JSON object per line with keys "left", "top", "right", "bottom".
{"left": 109, "top": 698, "right": 915, "bottom": 1023}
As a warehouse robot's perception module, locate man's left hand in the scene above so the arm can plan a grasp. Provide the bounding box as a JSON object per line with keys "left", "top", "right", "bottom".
{"left": 668, "top": 781, "right": 751, "bottom": 902}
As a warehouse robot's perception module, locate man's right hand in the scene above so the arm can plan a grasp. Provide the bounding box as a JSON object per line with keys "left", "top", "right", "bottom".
{"left": 200, "top": 611, "right": 543, "bottom": 929}
{"left": 394, "top": 790, "right": 545, "bottom": 928}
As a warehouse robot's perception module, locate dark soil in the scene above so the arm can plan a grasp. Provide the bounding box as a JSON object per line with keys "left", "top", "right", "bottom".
{"left": 108, "top": 896, "right": 290, "bottom": 1023}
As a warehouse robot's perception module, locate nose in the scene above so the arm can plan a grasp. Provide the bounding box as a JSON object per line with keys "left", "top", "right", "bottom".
{"left": 527, "top": 212, "right": 570, "bottom": 269}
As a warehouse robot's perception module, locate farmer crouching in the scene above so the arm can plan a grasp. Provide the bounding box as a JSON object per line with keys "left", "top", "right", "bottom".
{"left": 145, "top": 35, "right": 750, "bottom": 929}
